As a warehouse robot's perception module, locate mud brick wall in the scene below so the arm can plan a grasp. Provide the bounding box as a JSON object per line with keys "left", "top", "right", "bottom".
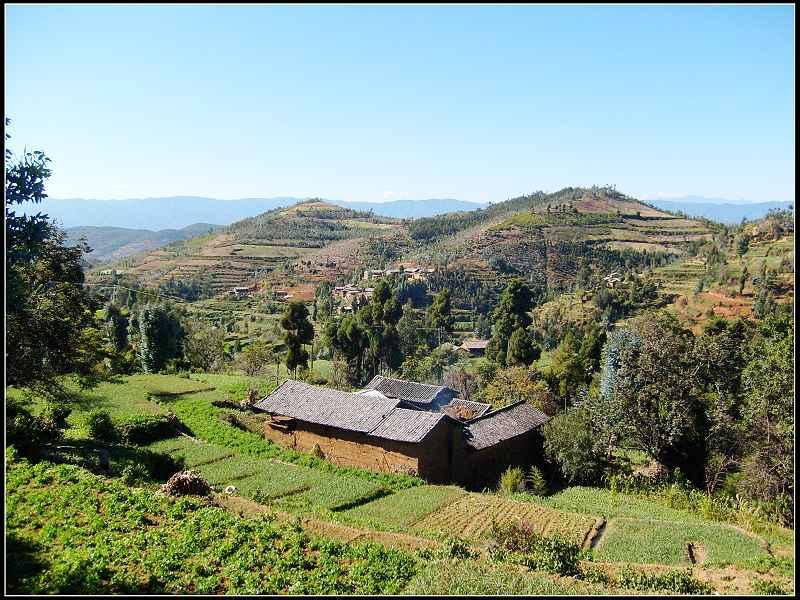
{"left": 264, "top": 418, "right": 452, "bottom": 481}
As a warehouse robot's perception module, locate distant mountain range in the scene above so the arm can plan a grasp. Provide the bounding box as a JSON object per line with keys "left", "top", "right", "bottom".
{"left": 22, "top": 196, "right": 488, "bottom": 230}
{"left": 65, "top": 223, "right": 222, "bottom": 263}
{"left": 645, "top": 197, "right": 793, "bottom": 224}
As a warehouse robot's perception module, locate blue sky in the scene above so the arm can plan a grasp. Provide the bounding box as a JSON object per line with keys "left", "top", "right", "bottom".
{"left": 5, "top": 4, "right": 795, "bottom": 203}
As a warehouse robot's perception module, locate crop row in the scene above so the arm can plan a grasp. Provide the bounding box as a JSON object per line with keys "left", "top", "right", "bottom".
{"left": 413, "top": 494, "right": 595, "bottom": 545}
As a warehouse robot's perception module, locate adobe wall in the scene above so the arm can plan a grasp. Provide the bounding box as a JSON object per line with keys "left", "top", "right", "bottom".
{"left": 263, "top": 418, "right": 451, "bottom": 480}
{"left": 450, "top": 429, "right": 544, "bottom": 490}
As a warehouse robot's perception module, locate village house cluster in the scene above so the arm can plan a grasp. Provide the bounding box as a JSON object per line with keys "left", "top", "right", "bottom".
{"left": 255, "top": 375, "right": 549, "bottom": 487}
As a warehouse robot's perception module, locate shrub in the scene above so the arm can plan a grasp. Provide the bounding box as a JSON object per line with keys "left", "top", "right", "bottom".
{"left": 498, "top": 466, "right": 526, "bottom": 495}
{"left": 117, "top": 413, "right": 180, "bottom": 445}
{"left": 87, "top": 410, "right": 119, "bottom": 443}
{"left": 751, "top": 578, "right": 788, "bottom": 595}
{"left": 526, "top": 466, "right": 549, "bottom": 496}
{"left": 120, "top": 463, "right": 150, "bottom": 486}
{"left": 6, "top": 403, "right": 64, "bottom": 458}
{"left": 617, "top": 567, "right": 713, "bottom": 594}
{"left": 40, "top": 402, "right": 71, "bottom": 429}
{"left": 488, "top": 520, "right": 581, "bottom": 576}
{"left": 311, "top": 443, "right": 325, "bottom": 459}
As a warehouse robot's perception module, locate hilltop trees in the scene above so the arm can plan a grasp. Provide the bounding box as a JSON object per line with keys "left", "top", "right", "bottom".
{"left": 281, "top": 301, "right": 314, "bottom": 378}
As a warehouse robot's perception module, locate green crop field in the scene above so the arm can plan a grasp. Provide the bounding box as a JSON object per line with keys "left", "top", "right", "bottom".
{"left": 5, "top": 457, "right": 417, "bottom": 595}
{"left": 337, "top": 485, "right": 467, "bottom": 531}
{"left": 539, "top": 487, "right": 771, "bottom": 566}
{"left": 594, "top": 518, "right": 768, "bottom": 566}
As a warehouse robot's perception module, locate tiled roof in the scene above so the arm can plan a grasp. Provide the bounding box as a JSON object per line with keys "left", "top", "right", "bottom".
{"left": 364, "top": 375, "right": 450, "bottom": 405}
{"left": 255, "top": 380, "right": 399, "bottom": 433}
{"left": 368, "top": 408, "right": 446, "bottom": 443}
{"left": 460, "top": 339, "right": 489, "bottom": 350}
{"left": 463, "top": 402, "right": 550, "bottom": 451}
{"left": 255, "top": 380, "right": 444, "bottom": 443}
{"left": 442, "top": 398, "right": 491, "bottom": 420}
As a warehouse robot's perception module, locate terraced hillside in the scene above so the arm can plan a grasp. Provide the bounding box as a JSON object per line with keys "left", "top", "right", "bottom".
{"left": 91, "top": 188, "right": 716, "bottom": 307}
{"left": 89, "top": 200, "right": 407, "bottom": 295}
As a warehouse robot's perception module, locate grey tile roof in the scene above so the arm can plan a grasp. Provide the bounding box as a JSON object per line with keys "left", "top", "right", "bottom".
{"left": 255, "top": 380, "right": 445, "bottom": 443}
{"left": 364, "top": 375, "right": 451, "bottom": 405}
{"left": 463, "top": 401, "right": 550, "bottom": 451}
{"left": 369, "top": 408, "right": 446, "bottom": 443}
{"left": 254, "top": 380, "right": 400, "bottom": 433}
{"left": 442, "top": 399, "right": 492, "bottom": 420}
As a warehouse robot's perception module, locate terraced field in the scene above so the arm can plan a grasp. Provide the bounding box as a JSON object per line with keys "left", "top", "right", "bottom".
{"left": 412, "top": 493, "right": 597, "bottom": 546}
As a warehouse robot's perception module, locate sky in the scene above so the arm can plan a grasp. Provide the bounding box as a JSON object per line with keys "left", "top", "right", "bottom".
{"left": 5, "top": 4, "right": 795, "bottom": 204}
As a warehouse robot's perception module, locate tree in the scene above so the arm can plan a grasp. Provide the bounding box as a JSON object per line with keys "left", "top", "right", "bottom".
{"left": 484, "top": 367, "right": 559, "bottom": 415}
{"left": 692, "top": 317, "right": 753, "bottom": 493}
{"left": 735, "top": 233, "right": 751, "bottom": 257}
{"left": 6, "top": 122, "right": 106, "bottom": 392}
{"left": 486, "top": 277, "right": 534, "bottom": 367}
{"left": 281, "top": 301, "right": 314, "bottom": 378}
{"left": 474, "top": 313, "right": 491, "bottom": 339}
{"left": 237, "top": 340, "right": 277, "bottom": 377}
{"left": 327, "top": 315, "right": 370, "bottom": 386}
{"left": 442, "top": 364, "right": 478, "bottom": 403}
{"left": 594, "top": 312, "right": 704, "bottom": 483}
{"left": 426, "top": 289, "right": 453, "bottom": 346}
{"left": 183, "top": 320, "right": 225, "bottom": 372}
{"left": 543, "top": 408, "right": 610, "bottom": 485}
{"left": 739, "top": 314, "right": 794, "bottom": 516}
{"left": 506, "top": 327, "right": 540, "bottom": 367}
{"left": 136, "top": 304, "right": 184, "bottom": 373}
{"left": 397, "top": 301, "right": 423, "bottom": 357}
{"left": 738, "top": 264, "right": 749, "bottom": 296}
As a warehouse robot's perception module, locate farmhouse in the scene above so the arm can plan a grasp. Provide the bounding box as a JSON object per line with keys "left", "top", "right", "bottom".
{"left": 459, "top": 339, "right": 490, "bottom": 357}
{"left": 254, "top": 377, "right": 548, "bottom": 487}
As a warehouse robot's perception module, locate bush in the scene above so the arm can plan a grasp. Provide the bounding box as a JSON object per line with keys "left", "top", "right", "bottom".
{"left": 616, "top": 567, "right": 712, "bottom": 594}
{"left": 117, "top": 413, "right": 180, "bottom": 445}
{"left": 311, "top": 443, "right": 325, "bottom": 459}
{"left": 87, "top": 410, "right": 119, "bottom": 443}
{"left": 120, "top": 463, "right": 150, "bottom": 486}
{"left": 751, "top": 578, "right": 788, "bottom": 595}
{"left": 40, "top": 402, "right": 71, "bottom": 429}
{"left": 526, "top": 466, "right": 549, "bottom": 496}
{"left": 6, "top": 402, "right": 64, "bottom": 458}
{"left": 498, "top": 466, "right": 526, "bottom": 495}
{"left": 488, "top": 521, "right": 581, "bottom": 576}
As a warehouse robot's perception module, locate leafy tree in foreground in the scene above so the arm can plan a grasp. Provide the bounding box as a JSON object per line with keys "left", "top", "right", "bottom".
{"left": 506, "top": 327, "right": 540, "bottom": 367}
{"left": 6, "top": 121, "right": 105, "bottom": 392}
{"left": 183, "top": 320, "right": 226, "bottom": 372}
{"left": 426, "top": 289, "right": 453, "bottom": 346}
